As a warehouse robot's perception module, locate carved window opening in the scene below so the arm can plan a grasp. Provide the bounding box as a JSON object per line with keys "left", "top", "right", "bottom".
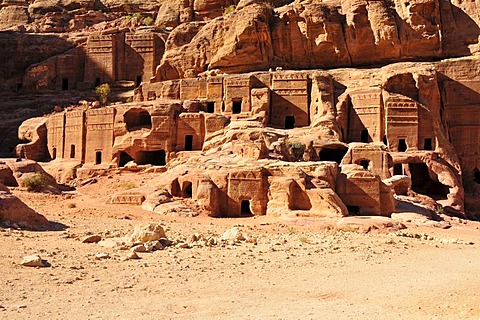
{"left": 70, "top": 144, "right": 75, "bottom": 159}
{"left": 62, "top": 78, "right": 69, "bottom": 91}
{"left": 393, "top": 163, "right": 403, "bottom": 175}
{"left": 398, "top": 139, "right": 407, "bottom": 152}
{"left": 119, "top": 151, "right": 134, "bottom": 167}
{"left": 361, "top": 129, "right": 369, "bottom": 143}
{"left": 359, "top": 160, "right": 369, "bottom": 170}
{"left": 409, "top": 163, "right": 448, "bottom": 200}
{"left": 424, "top": 138, "right": 433, "bottom": 151}
{"left": 52, "top": 147, "right": 57, "bottom": 160}
{"left": 147, "top": 91, "right": 156, "bottom": 101}
{"left": 136, "top": 75, "right": 142, "bottom": 87}
{"left": 319, "top": 147, "right": 348, "bottom": 164}
{"left": 184, "top": 135, "right": 193, "bottom": 151}
{"left": 183, "top": 182, "right": 192, "bottom": 198}
{"left": 207, "top": 102, "right": 215, "bottom": 113}
{"left": 95, "top": 77, "right": 101, "bottom": 87}
{"left": 232, "top": 100, "right": 242, "bottom": 114}
{"left": 95, "top": 151, "right": 102, "bottom": 165}
{"left": 474, "top": 169, "right": 480, "bottom": 184}
{"left": 135, "top": 150, "right": 166, "bottom": 166}
{"left": 285, "top": 116, "right": 295, "bottom": 129}
{"left": 124, "top": 109, "right": 152, "bottom": 131}
{"left": 241, "top": 200, "right": 252, "bottom": 216}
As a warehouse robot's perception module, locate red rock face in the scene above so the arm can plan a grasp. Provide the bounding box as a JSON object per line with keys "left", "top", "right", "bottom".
{"left": 3, "top": 0, "right": 480, "bottom": 220}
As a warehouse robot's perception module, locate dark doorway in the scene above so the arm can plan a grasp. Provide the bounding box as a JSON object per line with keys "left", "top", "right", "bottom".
{"left": 62, "top": 78, "right": 69, "bottom": 91}
{"left": 285, "top": 116, "right": 295, "bottom": 129}
{"left": 361, "top": 129, "right": 369, "bottom": 143}
{"left": 207, "top": 102, "right": 215, "bottom": 113}
{"left": 70, "top": 144, "right": 75, "bottom": 159}
{"left": 241, "top": 200, "right": 252, "bottom": 216}
{"left": 359, "top": 160, "right": 369, "bottom": 170}
{"left": 232, "top": 100, "right": 242, "bottom": 114}
{"left": 409, "top": 163, "right": 448, "bottom": 200}
{"left": 95, "top": 77, "right": 101, "bottom": 87}
{"left": 398, "top": 139, "right": 407, "bottom": 152}
{"left": 383, "top": 135, "right": 388, "bottom": 146}
{"left": 347, "top": 205, "right": 360, "bottom": 215}
{"left": 119, "top": 151, "right": 134, "bottom": 167}
{"left": 474, "top": 169, "right": 480, "bottom": 184}
{"left": 424, "top": 138, "right": 433, "bottom": 151}
{"left": 52, "top": 147, "right": 57, "bottom": 160}
{"left": 185, "top": 135, "right": 193, "bottom": 151}
{"left": 393, "top": 163, "right": 403, "bottom": 175}
{"left": 124, "top": 109, "right": 152, "bottom": 131}
{"left": 17, "top": 83, "right": 23, "bottom": 92}
{"left": 184, "top": 182, "right": 192, "bottom": 198}
{"left": 138, "top": 111, "right": 151, "bottom": 127}
{"left": 136, "top": 75, "right": 142, "bottom": 86}
{"left": 135, "top": 150, "right": 166, "bottom": 166}
{"left": 95, "top": 151, "right": 102, "bottom": 164}
{"left": 319, "top": 147, "right": 348, "bottom": 164}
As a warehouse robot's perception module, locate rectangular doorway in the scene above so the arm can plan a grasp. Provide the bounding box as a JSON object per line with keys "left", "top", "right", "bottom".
{"left": 185, "top": 135, "right": 193, "bottom": 151}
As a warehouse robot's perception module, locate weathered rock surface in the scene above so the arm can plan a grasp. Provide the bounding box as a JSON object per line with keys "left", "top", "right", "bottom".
{"left": 128, "top": 223, "right": 166, "bottom": 244}
{"left": 0, "top": 182, "right": 50, "bottom": 230}
{"left": 20, "top": 254, "right": 50, "bottom": 267}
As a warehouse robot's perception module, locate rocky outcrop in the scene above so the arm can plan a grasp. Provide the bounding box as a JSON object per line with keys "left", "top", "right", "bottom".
{"left": 156, "top": 3, "right": 274, "bottom": 80}
{"left": 0, "top": 182, "right": 50, "bottom": 229}
{"left": 17, "top": 117, "right": 48, "bottom": 161}
{"left": 153, "top": 0, "right": 480, "bottom": 81}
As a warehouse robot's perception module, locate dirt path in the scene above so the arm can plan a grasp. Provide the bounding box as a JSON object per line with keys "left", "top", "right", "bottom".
{"left": 1, "top": 174, "right": 480, "bottom": 319}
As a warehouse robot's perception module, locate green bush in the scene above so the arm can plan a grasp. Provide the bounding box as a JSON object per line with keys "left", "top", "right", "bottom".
{"left": 95, "top": 83, "right": 111, "bottom": 105}
{"left": 143, "top": 17, "right": 154, "bottom": 26}
{"left": 223, "top": 5, "right": 235, "bottom": 15}
{"left": 23, "top": 173, "right": 49, "bottom": 192}
{"left": 288, "top": 141, "right": 306, "bottom": 162}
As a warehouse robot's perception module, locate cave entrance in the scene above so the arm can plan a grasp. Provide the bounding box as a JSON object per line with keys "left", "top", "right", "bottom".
{"left": 393, "top": 163, "right": 403, "bottom": 175}
{"left": 183, "top": 181, "right": 192, "bottom": 198}
{"left": 319, "top": 147, "right": 348, "bottom": 164}
{"left": 119, "top": 151, "right": 134, "bottom": 167}
{"left": 347, "top": 205, "right": 360, "bottom": 216}
{"left": 62, "top": 78, "right": 69, "bottom": 91}
{"left": 409, "top": 163, "right": 449, "bottom": 200}
{"left": 474, "top": 169, "right": 480, "bottom": 184}
{"left": 135, "top": 150, "right": 166, "bottom": 166}
{"left": 124, "top": 109, "right": 152, "bottom": 131}
{"left": 285, "top": 116, "right": 295, "bottom": 129}
{"left": 241, "top": 200, "right": 252, "bottom": 216}
{"left": 232, "top": 100, "right": 242, "bottom": 114}
{"left": 398, "top": 139, "right": 407, "bottom": 152}
{"left": 184, "top": 135, "right": 193, "bottom": 151}
{"left": 95, "top": 151, "right": 102, "bottom": 165}
{"left": 207, "top": 102, "right": 215, "bottom": 113}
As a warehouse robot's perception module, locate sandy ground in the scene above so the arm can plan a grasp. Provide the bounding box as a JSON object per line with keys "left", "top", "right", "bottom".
{"left": 1, "top": 172, "right": 480, "bottom": 319}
